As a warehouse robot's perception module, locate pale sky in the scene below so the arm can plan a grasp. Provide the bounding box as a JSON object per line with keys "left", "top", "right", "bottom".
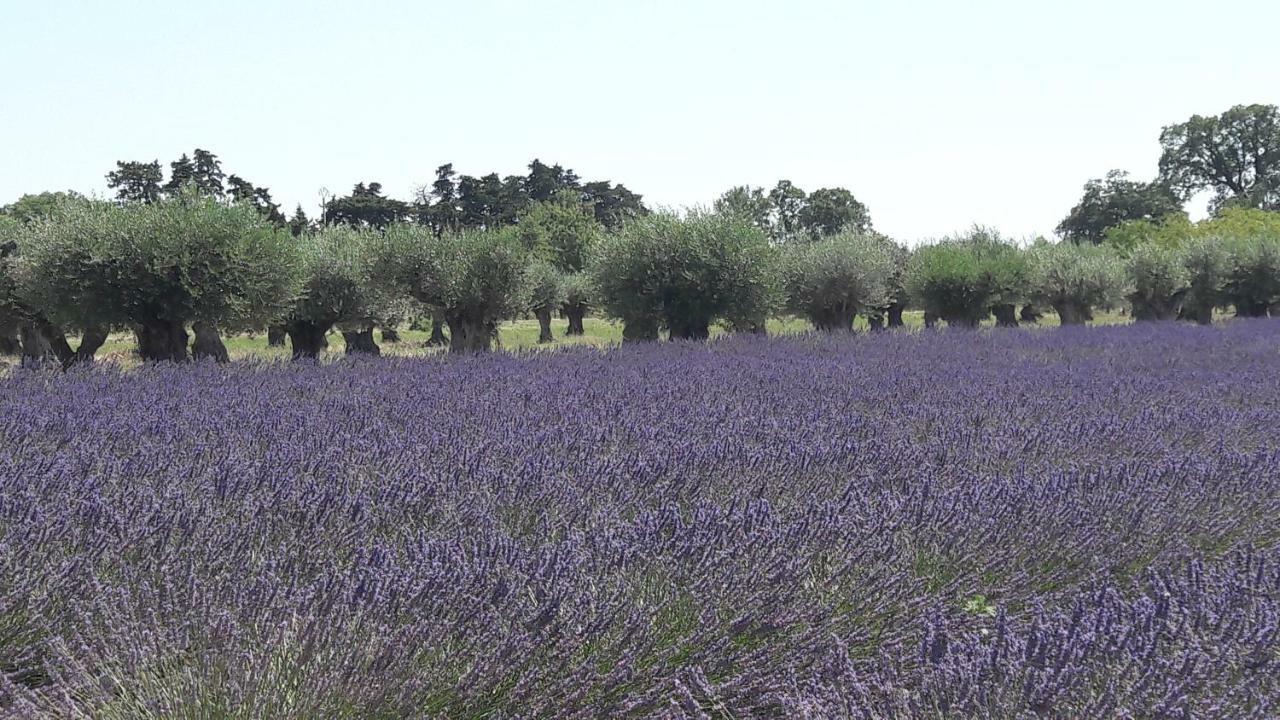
{"left": 2, "top": 0, "right": 1276, "bottom": 243}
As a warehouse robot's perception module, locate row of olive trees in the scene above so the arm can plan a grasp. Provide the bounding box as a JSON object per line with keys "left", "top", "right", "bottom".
{"left": 3, "top": 192, "right": 1278, "bottom": 367}
{"left": 905, "top": 228, "right": 1280, "bottom": 328}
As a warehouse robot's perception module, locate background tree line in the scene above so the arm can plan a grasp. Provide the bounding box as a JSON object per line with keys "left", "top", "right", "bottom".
{"left": 1, "top": 103, "right": 1278, "bottom": 367}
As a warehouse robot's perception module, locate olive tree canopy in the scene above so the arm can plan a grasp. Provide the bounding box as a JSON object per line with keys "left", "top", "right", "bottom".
{"left": 14, "top": 192, "right": 299, "bottom": 362}
{"left": 589, "top": 210, "right": 779, "bottom": 341}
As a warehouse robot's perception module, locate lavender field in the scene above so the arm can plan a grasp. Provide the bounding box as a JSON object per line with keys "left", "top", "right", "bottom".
{"left": 2, "top": 322, "right": 1278, "bottom": 719}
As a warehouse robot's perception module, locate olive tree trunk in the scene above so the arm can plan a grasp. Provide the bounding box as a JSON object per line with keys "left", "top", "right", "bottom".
{"left": 18, "top": 320, "right": 103, "bottom": 369}
{"left": 1132, "top": 295, "right": 1185, "bottom": 322}
{"left": 562, "top": 303, "right": 586, "bottom": 336}
{"left": 622, "top": 316, "right": 659, "bottom": 343}
{"left": 1053, "top": 301, "right": 1091, "bottom": 326}
{"left": 535, "top": 306, "right": 554, "bottom": 344}
{"left": 342, "top": 328, "right": 381, "bottom": 356}
{"left": 668, "top": 317, "right": 710, "bottom": 341}
{"left": 136, "top": 319, "right": 190, "bottom": 362}
{"left": 811, "top": 306, "right": 855, "bottom": 332}
{"left": 380, "top": 327, "right": 401, "bottom": 343}
{"left": 1180, "top": 302, "right": 1214, "bottom": 325}
{"left": 1019, "top": 304, "right": 1042, "bottom": 324}
{"left": 943, "top": 314, "right": 980, "bottom": 329}
{"left": 266, "top": 325, "right": 287, "bottom": 347}
{"left": 74, "top": 326, "right": 109, "bottom": 365}
{"left": 1235, "top": 301, "right": 1270, "bottom": 318}
{"left": 191, "top": 322, "right": 229, "bottom": 363}
{"left": 887, "top": 302, "right": 905, "bottom": 329}
{"left": 19, "top": 324, "right": 57, "bottom": 368}
{"left": 426, "top": 314, "right": 449, "bottom": 347}
{"left": 287, "top": 320, "right": 330, "bottom": 360}
{"left": 923, "top": 311, "right": 939, "bottom": 329}
{"left": 0, "top": 321, "right": 18, "bottom": 355}
{"left": 992, "top": 304, "right": 1019, "bottom": 328}
{"left": 445, "top": 313, "right": 494, "bottom": 353}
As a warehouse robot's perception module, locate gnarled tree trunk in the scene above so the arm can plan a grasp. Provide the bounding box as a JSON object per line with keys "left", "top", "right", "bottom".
{"left": 445, "top": 313, "right": 494, "bottom": 353}
{"left": 191, "top": 322, "right": 229, "bottom": 363}
{"left": 1019, "top": 304, "right": 1042, "bottom": 324}
{"left": 668, "top": 317, "right": 710, "bottom": 341}
{"left": 0, "top": 320, "right": 18, "bottom": 355}
{"left": 136, "top": 319, "right": 189, "bottom": 362}
{"left": 923, "top": 311, "right": 938, "bottom": 329}
{"left": 1132, "top": 294, "right": 1185, "bottom": 322}
{"left": 943, "top": 313, "right": 980, "bottom": 329}
{"left": 622, "top": 316, "right": 659, "bottom": 343}
{"left": 992, "top": 304, "right": 1019, "bottom": 328}
{"left": 426, "top": 314, "right": 449, "bottom": 347}
{"left": 74, "top": 326, "right": 109, "bottom": 365}
{"left": 887, "top": 301, "right": 905, "bottom": 328}
{"left": 17, "top": 319, "right": 101, "bottom": 369}
{"left": 562, "top": 303, "right": 586, "bottom": 336}
{"left": 266, "top": 325, "right": 287, "bottom": 347}
{"left": 1235, "top": 301, "right": 1269, "bottom": 318}
{"left": 812, "top": 306, "right": 855, "bottom": 332}
{"left": 867, "top": 313, "right": 885, "bottom": 332}
{"left": 342, "top": 328, "right": 381, "bottom": 355}
{"left": 535, "top": 306, "right": 554, "bottom": 344}
{"left": 287, "top": 320, "right": 330, "bottom": 360}
{"left": 1180, "top": 303, "right": 1214, "bottom": 325}
{"left": 19, "top": 324, "right": 56, "bottom": 368}
{"left": 380, "top": 327, "right": 401, "bottom": 343}
{"left": 1053, "top": 301, "right": 1091, "bottom": 326}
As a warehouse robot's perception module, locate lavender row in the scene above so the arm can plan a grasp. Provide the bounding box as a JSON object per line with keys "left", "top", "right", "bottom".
{"left": 2, "top": 321, "right": 1278, "bottom": 717}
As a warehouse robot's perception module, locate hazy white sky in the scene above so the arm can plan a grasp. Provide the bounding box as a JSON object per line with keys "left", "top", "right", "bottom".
{"left": 2, "top": 0, "right": 1276, "bottom": 242}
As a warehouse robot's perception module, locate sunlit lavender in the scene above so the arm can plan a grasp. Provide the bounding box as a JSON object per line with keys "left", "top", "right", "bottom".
{"left": 2, "top": 322, "right": 1278, "bottom": 718}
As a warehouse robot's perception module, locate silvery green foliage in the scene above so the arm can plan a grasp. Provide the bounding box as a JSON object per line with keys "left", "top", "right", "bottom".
{"left": 524, "top": 260, "right": 566, "bottom": 313}
{"left": 1, "top": 323, "right": 1276, "bottom": 718}
{"left": 1181, "top": 237, "right": 1233, "bottom": 323}
{"left": 560, "top": 271, "right": 592, "bottom": 309}
{"left": 1223, "top": 233, "right": 1280, "bottom": 315}
{"left": 12, "top": 191, "right": 300, "bottom": 332}
{"left": 1125, "top": 243, "right": 1191, "bottom": 321}
{"left": 589, "top": 210, "right": 779, "bottom": 339}
{"left": 905, "top": 228, "right": 1029, "bottom": 328}
{"left": 0, "top": 217, "right": 19, "bottom": 320}
{"left": 377, "top": 224, "right": 529, "bottom": 320}
{"left": 781, "top": 231, "right": 895, "bottom": 330}
{"left": 1026, "top": 241, "right": 1127, "bottom": 324}
{"left": 291, "top": 225, "right": 390, "bottom": 328}
{"left": 515, "top": 193, "right": 603, "bottom": 274}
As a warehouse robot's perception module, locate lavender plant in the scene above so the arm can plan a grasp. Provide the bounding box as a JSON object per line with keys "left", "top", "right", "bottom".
{"left": 1, "top": 321, "right": 1277, "bottom": 718}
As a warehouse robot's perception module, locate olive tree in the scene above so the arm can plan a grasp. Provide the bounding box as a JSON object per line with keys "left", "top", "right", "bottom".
{"left": 1, "top": 205, "right": 111, "bottom": 366}
{"left": 524, "top": 260, "right": 565, "bottom": 344}
{"left": 376, "top": 224, "right": 529, "bottom": 353}
{"left": 1025, "top": 242, "right": 1126, "bottom": 325}
{"left": 1179, "top": 238, "right": 1232, "bottom": 324}
{"left": 973, "top": 231, "right": 1030, "bottom": 327}
{"left": 560, "top": 273, "right": 592, "bottom": 336}
{"left": 516, "top": 192, "right": 603, "bottom": 336}
{"left": 589, "top": 210, "right": 778, "bottom": 342}
{"left": 1125, "top": 244, "right": 1190, "bottom": 321}
{"left": 286, "top": 226, "right": 389, "bottom": 359}
{"left": 14, "top": 192, "right": 299, "bottom": 362}
{"left": 780, "top": 231, "right": 894, "bottom": 331}
{"left": 1223, "top": 234, "right": 1280, "bottom": 317}
{"left": 870, "top": 241, "right": 911, "bottom": 329}
{"left": 905, "top": 230, "right": 1025, "bottom": 329}
{"left": 0, "top": 217, "right": 22, "bottom": 355}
